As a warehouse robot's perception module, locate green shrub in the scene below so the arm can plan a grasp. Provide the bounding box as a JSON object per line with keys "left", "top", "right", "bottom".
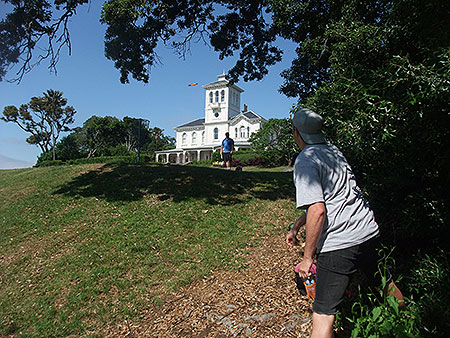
{"left": 108, "top": 145, "right": 133, "bottom": 156}
{"left": 406, "top": 250, "right": 450, "bottom": 337}
{"left": 67, "top": 155, "right": 153, "bottom": 165}
{"left": 212, "top": 150, "right": 221, "bottom": 162}
{"left": 35, "top": 160, "right": 64, "bottom": 167}
{"left": 348, "top": 288, "right": 420, "bottom": 338}
{"left": 347, "top": 251, "right": 421, "bottom": 338}
{"left": 233, "top": 150, "right": 284, "bottom": 167}
{"left": 36, "top": 151, "right": 53, "bottom": 164}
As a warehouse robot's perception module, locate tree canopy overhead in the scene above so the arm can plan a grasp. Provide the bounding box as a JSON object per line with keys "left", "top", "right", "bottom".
{"left": 0, "top": 0, "right": 89, "bottom": 82}
{"left": 1, "top": 1, "right": 448, "bottom": 97}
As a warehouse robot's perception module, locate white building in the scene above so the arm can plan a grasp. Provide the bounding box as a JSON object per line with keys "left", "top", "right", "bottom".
{"left": 156, "top": 74, "right": 266, "bottom": 163}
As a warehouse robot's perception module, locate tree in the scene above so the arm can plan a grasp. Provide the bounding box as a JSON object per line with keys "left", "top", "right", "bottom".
{"left": 79, "top": 115, "right": 125, "bottom": 158}
{"left": 1, "top": 0, "right": 283, "bottom": 84}
{"left": 143, "top": 126, "right": 176, "bottom": 158}
{"left": 37, "top": 129, "right": 85, "bottom": 163}
{"left": 249, "top": 118, "right": 299, "bottom": 165}
{"left": 2, "top": 89, "right": 76, "bottom": 160}
{"left": 0, "top": 0, "right": 89, "bottom": 82}
{"left": 299, "top": 1, "right": 450, "bottom": 251}
{"left": 122, "top": 116, "right": 151, "bottom": 152}
{"left": 36, "top": 117, "right": 175, "bottom": 162}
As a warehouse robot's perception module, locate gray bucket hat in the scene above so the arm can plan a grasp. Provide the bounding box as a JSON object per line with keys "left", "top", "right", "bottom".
{"left": 292, "top": 107, "right": 326, "bottom": 144}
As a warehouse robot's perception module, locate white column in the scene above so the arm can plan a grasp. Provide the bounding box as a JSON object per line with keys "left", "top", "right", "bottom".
{"left": 197, "top": 150, "right": 201, "bottom": 161}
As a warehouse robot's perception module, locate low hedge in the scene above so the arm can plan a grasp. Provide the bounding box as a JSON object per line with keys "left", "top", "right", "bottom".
{"left": 35, "top": 155, "right": 155, "bottom": 167}
{"left": 212, "top": 150, "right": 285, "bottom": 167}
{"left": 35, "top": 160, "right": 64, "bottom": 167}
{"left": 67, "top": 155, "right": 153, "bottom": 165}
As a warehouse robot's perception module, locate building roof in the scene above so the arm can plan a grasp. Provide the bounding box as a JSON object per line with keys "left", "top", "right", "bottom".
{"left": 242, "top": 111, "right": 259, "bottom": 119}
{"left": 229, "top": 110, "right": 265, "bottom": 121}
{"left": 176, "top": 118, "right": 205, "bottom": 128}
{"left": 202, "top": 74, "right": 244, "bottom": 92}
{"left": 176, "top": 110, "right": 264, "bottom": 130}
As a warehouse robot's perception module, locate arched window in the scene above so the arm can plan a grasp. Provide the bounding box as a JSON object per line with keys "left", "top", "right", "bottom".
{"left": 182, "top": 133, "right": 187, "bottom": 145}
{"left": 240, "top": 126, "right": 246, "bottom": 138}
{"left": 202, "top": 131, "right": 205, "bottom": 144}
{"left": 215, "top": 91, "right": 219, "bottom": 102}
{"left": 192, "top": 132, "right": 197, "bottom": 145}
{"left": 221, "top": 90, "right": 225, "bottom": 102}
{"left": 247, "top": 127, "right": 250, "bottom": 138}
{"left": 209, "top": 92, "right": 213, "bottom": 103}
{"left": 235, "top": 127, "right": 238, "bottom": 138}
{"left": 214, "top": 128, "right": 219, "bottom": 140}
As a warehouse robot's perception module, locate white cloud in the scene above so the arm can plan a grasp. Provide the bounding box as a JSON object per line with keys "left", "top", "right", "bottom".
{"left": 0, "top": 154, "right": 34, "bottom": 170}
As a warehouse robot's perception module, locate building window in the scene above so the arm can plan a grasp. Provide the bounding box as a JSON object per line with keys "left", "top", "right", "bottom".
{"left": 182, "top": 133, "right": 187, "bottom": 145}
{"left": 192, "top": 132, "right": 197, "bottom": 145}
{"left": 214, "top": 128, "right": 218, "bottom": 140}
{"left": 240, "top": 126, "right": 246, "bottom": 138}
{"left": 202, "top": 131, "right": 205, "bottom": 144}
{"left": 215, "top": 91, "right": 219, "bottom": 102}
{"left": 221, "top": 90, "right": 225, "bottom": 102}
{"left": 235, "top": 127, "right": 238, "bottom": 138}
{"left": 247, "top": 127, "right": 250, "bottom": 138}
{"left": 209, "top": 92, "right": 213, "bottom": 103}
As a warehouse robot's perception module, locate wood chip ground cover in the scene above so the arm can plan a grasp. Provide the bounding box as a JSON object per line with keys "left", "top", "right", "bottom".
{"left": 98, "top": 234, "right": 313, "bottom": 337}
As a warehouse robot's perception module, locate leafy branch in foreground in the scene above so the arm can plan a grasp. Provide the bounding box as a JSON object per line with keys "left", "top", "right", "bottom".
{"left": 0, "top": 0, "right": 89, "bottom": 83}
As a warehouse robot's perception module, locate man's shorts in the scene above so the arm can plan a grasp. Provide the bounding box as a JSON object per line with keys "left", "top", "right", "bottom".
{"left": 312, "top": 236, "right": 392, "bottom": 315}
{"left": 223, "top": 152, "right": 232, "bottom": 163}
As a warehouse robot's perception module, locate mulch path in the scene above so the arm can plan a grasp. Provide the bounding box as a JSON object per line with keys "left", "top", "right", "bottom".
{"left": 100, "top": 234, "right": 313, "bottom": 337}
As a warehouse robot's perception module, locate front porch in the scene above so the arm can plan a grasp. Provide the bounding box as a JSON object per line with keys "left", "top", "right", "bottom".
{"left": 155, "top": 147, "right": 218, "bottom": 164}
{"left": 155, "top": 142, "right": 252, "bottom": 164}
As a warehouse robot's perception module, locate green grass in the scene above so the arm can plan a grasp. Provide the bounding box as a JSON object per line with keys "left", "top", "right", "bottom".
{"left": 0, "top": 163, "right": 298, "bottom": 337}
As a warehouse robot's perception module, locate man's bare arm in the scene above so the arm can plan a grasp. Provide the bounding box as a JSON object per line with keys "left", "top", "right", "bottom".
{"left": 286, "top": 212, "right": 306, "bottom": 247}
{"left": 297, "top": 202, "right": 325, "bottom": 278}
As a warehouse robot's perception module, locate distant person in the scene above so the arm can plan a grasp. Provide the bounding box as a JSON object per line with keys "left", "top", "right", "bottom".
{"left": 220, "top": 132, "right": 234, "bottom": 170}
{"left": 286, "top": 108, "right": 405, "bottom": 338}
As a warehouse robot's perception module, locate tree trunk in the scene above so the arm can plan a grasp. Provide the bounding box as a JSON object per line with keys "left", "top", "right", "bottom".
{"left": 52, "top": 133, "right": 56, "bottom": 160}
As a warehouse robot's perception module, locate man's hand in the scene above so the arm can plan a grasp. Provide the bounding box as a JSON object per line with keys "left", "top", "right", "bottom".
{"left": 286, "top": 230, "right": 300, "bottom": 247}
{"left": 286, "top": 214, "right": 306, "bottom": 247}
{"left": 296, "top": 257, "right": 314, "bottom": 279}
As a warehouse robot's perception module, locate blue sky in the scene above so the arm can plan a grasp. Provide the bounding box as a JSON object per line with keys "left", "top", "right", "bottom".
{"left": 0, "top": 2, "right": 298, "bottom": 169}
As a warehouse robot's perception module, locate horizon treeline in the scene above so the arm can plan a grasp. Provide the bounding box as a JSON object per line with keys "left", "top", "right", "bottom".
{"left": 37, "top": 115, "right": 175, "bottom": 164}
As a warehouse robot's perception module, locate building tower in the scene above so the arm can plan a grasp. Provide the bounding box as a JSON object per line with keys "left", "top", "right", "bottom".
{"left": 202, "top": 74, "right": 244, "bottom": 144}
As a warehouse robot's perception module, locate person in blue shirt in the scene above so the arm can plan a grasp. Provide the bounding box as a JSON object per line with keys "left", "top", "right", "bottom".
{"left": 220, "top": 132, "right": 235, "bottom": 170}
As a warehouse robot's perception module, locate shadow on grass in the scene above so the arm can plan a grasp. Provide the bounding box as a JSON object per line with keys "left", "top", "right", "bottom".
{"left": 53, "top": 163, "right": 295, "bottom": 205}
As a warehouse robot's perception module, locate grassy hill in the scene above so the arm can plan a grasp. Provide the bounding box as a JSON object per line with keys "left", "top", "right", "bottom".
{"left": 0, "top": 163, "right": 298, "bottom": 337}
